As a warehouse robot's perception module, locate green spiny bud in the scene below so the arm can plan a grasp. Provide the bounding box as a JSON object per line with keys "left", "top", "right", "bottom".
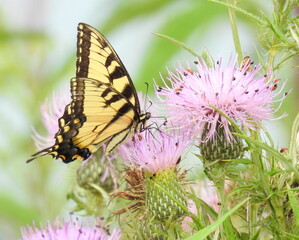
{"left": 133, "top": 218, "right": 166, "bottom": 240}
{"left": 76, "top": 156, "right": 113, "bottom": 193}
{"left": 199, "top": 123, "right": 244, "bottom": 161}
{"left": 146, "top": 168, "right": 187, "bottom": 222}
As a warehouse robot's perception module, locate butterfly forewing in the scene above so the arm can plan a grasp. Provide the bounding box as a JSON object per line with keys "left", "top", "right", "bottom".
{"left": 76, "top": 23, "right": 140, "bottom": 110}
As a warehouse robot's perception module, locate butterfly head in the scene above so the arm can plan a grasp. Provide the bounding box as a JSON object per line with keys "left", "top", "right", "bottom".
{"left": 141, "top": 112, "right": 151, "bottom": 123}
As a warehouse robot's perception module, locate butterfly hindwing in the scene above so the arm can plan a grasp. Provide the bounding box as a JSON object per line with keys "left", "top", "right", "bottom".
{"left": 28, "top": 23, "right": 150, "bottom": 163}
{"left": 70, "top": 77, "right": 137, "bottom": 151}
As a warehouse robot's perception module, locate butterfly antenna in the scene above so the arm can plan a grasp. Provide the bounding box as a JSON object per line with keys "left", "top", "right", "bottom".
{"left": 146, "top": 100, "right": 153, "bottom": 112}
{"left": 26, "top": 148, "right": 51, "bottom": 163}
{"left": 144, "top": 82, "right": 149, "bottom": 112}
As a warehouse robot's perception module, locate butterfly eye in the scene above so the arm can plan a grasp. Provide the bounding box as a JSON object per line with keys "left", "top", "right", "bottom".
{"left": 145, "top": 112, "right": 151, "bottom": 120}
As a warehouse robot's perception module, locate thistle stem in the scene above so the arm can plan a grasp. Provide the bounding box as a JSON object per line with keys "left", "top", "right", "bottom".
{"left": 248, "top": 129, "right": 260, "bottom": 237}
{"left": 227, "top": 0, "right": 243, "bottom": 62}
{"left": 249, "top": 129, "right": 286, "bottom": 237}
{"left": 216, "top": 163, "right": 227, "bottom": 239}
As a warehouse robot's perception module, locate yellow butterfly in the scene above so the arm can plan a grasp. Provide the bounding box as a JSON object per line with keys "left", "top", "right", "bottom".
{"left": 28, "top": 23, "right": 150, "bottom": 163}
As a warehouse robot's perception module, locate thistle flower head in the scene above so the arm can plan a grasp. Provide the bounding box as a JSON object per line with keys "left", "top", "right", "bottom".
{"left": 120, "top": 130, "right": 190, "bottom": 174}
{"left": 114, "top": 129, "right": 190, "bottom": 223}
{"left": 21, "top": 217, "right": 121, "bottom": 240}
{"left": 156, "top": 56, "right": 288, "bottom": 142}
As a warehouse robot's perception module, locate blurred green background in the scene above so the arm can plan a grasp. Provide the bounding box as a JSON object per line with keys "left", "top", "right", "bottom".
{"left": 0, "top": 0, "right": 297, "bottom": 239}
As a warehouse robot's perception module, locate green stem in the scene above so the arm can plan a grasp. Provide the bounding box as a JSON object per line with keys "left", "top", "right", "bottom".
{"left": 267, "top": 52, "right": 275, "bottom": 71}
{"left": 249, "top": 129, "right": 286, "bottom": 237}
{"left": 290, "top": 112, "right": 299, "bottom": 167}
{"left": 205, "top": 162, "right": 228, "bottom": 239}
{"left": 154, "top": 33, "right": 200, "bottom": 58}
{"left": 217, "top": 165, "right": 227, "bottom": 239}
{"left": 227, "top": 0, "right": 243, "bottom": 62}
{"left": 248, "top": 130, "right": 260, "bottom": 237}
{"left": 248, "top": 201, "right": 258, "bottom": 238}
{"left": 273, "top": 197, "right": 287, "bottom": 237}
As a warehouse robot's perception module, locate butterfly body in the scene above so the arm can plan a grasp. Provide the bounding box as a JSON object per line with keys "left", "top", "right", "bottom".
{"left": 28, "top": 23, "right": 150, "bottom": 163}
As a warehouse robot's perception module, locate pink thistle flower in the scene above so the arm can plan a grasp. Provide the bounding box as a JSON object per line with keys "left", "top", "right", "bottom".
{"left": 119, "top": 130, "right": 190, "bottom": 174}
{"left": 114, "top": 128, "right": 190, "bottom": 223}
{"left": 156, "top": 56, "right": 288, "bottom": 142}
{"left": 21, "top": 217, "right": 121, "bottom": 240}
{"left": 182, "top": 180, "right": 221, "bottom": 232}
{"left": 198, "top": 180, "right": 220, "bottom": 212}
{"left": 182, "top": 200, "right": 198, "bottom": 232}
{"left": 32, "top": 87, "right": 71, "bottom": 150}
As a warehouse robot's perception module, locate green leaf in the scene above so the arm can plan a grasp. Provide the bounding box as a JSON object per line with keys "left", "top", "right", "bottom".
{"left": 250, "top": 228, "right": 261, "bottom": 240}
{"left": 274, "top": 52, "right": 298, "bottom": 71}
{"left": 197, "top": 198, "right": 218, "bottom": 221}
{"left": 223, "top": 217, "right": 238, "bottom": 240}
{"left": 284, "top": 232, "right": 299, "bottom": 239}
{"left": 289, "top": 112, "right": 299, "bottom": 166}
{"left": 89, "top": 183, "right": 110, "bottom": 205}
{"left": 208, "top": 0, "right": 266, "bottom": 25}
{"left": 228, "top": 158, "right": 252, "bottom": 164}
{"left": 287, "top": 184, "right": 299, "bottom": 227}
{"left": 201, "top": 49, "right": 215, "bottom": 68}
{"left": 234, "top": 133, "right": 299, "bottom": 179}
{"left": 289, "top": 25, "right": 299, "bottom": 47}
{"left": 153, "top": 33, "right": 200, "bottom": 58}
{"left": 185, "top": 198, "right": 249, "bottom": 240}
{"left": 264, "top": 17, "right": 290, "bottom": 44}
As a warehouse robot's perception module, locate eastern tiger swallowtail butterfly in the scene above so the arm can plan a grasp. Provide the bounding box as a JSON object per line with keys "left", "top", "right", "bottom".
{"left": 28, "top": 23, "right": 151, "bottom": 163}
